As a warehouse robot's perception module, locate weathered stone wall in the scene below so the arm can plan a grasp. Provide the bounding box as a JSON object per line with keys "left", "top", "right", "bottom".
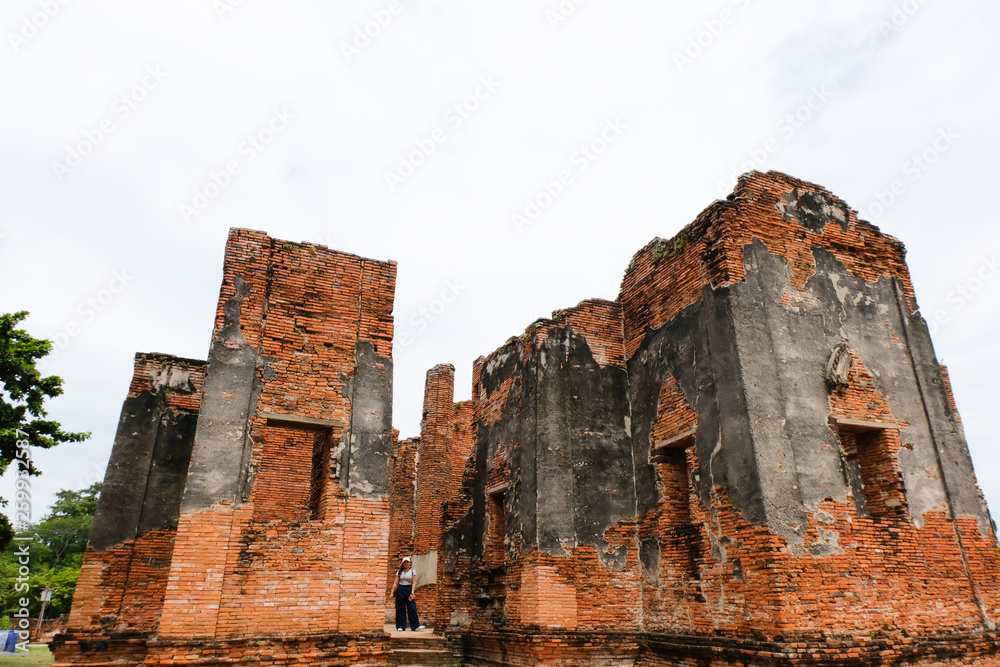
{"left": 406, "top": 365, "right": 475, "bottom": 623}
{"left": 387, "top": 429, "right": 416, "bottom": 620}
{"left": 433, "top": 299, "right": 642, "bottom": 634}
{"left": 158, "top": 229, "right": 396, "bottom": 646}
{"left": 624, "top": 172, "right": 999, "bottom": 640}
{"left": 66, "top": 353, "right": 204, "bottom": 637}
{"left": 432, "top": 171, "right": 1000, "bottom": 665}
{"left": 56, "top": 229, "right": 397, "bottom": 666}
{"left": 58, "top": 171, "right": 1000, "bottom": 666}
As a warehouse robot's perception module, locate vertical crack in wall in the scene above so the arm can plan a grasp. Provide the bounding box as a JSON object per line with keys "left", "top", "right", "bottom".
{"left": 891, "top": 279, "right": 993, "bottom": 630}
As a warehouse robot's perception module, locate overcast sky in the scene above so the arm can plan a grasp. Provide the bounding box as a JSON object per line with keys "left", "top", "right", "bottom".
{"left": 2, "top": 1, "right": 998, "bottom": 529}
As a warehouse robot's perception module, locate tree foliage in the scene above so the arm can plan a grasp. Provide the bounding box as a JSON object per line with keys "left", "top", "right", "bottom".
{"left": 16, "top": 484, "right": 101, "bottom": 571}
{"left": 0, "top": 311, "right": 90, "bottom": 550}
{"left": 0, "top": 483, "right": 101, "bottom": 618}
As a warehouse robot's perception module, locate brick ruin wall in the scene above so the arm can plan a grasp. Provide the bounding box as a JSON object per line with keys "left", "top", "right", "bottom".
{"left": 429, "top": 171, "right": 1000, "bottom": 665}
{"left": 55, "top": 229, "right": 397, "bottom": 666}
{"left": 56, "top": 171, "right": 1000, "bottom": 666}
{"left": 67, "top": 353, "right": 205, "bottom": 637}
{"left": 387, "top": 429, "right": 416, "bottom": 620}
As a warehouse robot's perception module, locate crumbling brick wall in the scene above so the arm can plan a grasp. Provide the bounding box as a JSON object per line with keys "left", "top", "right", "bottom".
{"left": 622, "top": 172, "right": 1000, "bottom": 642}
{"left": 57, "top": 230, "right": 397, "bottom": 667}
{"left": 433, "top": 299, "right": 644, "bottom": 635}
{"left": 434, "top": 171, "right": 1000, "bottom": 665}
{"left": 67, "top": 353, "right": 204, "bottom": 636}
{"left": 390, "top": 365, "right": 476, "bottom": 625}
{"left": 387, "top": 431, "right": 416, "bottom": 619}
{"left": 156, "top": 230, "right": 396, "bottom": 644}
{"left": 59, "top": 171, "right": 1000, "bottom": 667}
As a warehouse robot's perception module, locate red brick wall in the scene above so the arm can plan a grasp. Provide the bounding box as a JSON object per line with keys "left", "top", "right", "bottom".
{"left": 438, "top": 171, "right": 1000, "bottom": 666}
{"left": 388, "top": 431, "right": 416, "bottom": 615}
{"left": 405, "top": 365, "right": 476, "bottom": 625}
{"left": 619, "top": 171, "right": 916, "bottom": 360}
{"left": 650, "top": 373, "right": 697, "bottom": 446}
{"left": 251, "top": 424, "right": 328, "bottom": 523}
{"left": 436, "top": 304, "right": 643, "bottom": 635}
{"left": 61, "top": 231, "right": 398, "bottom": 667}
{"left": 158, "top": 231, "right": 397, "bottom": 646}
{"left": 552, "top": 299, "right": 625, "bottom": 369}
{"left": 67, "top": 354, "right": 205, "bottom": 635}
{"left": 624, "top": 175, "right": 1000, "bottom": 642}
{"left": 61, "top": 172, "right": 1000, "bottom": 666}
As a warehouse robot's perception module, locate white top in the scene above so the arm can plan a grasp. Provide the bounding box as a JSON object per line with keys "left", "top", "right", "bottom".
{"left": 399, "top": 568, "right": 415, "bottom": 586}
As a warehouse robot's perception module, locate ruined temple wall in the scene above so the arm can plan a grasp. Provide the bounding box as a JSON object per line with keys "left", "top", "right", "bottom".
{"left": 439, "top": 300, "right": 644, "bottom": 634}
{"left": 406, "top": 365, "right": 475, "bottom": 624}
{"left": 59, "top": 172, "right": 1000, "bottom": 667}
{"left": 625, "top": 282, "right": 790, "bottom": 636}
{"left": 623, "top": 171, "right": 1000, "bottom": 638}
{"left": 155, "top": 229, "right": 396, "bottom": 645}
{"left": 68, "top": 353, "right": 205, "bottom": 634}
{"left": 387, "top": 431, "right": 416, "bottom": 619}
{"left": 447, "top": 172, "right": 1000, "bottom": 662}
{"left": 617, "top": 171, "right": 917, "bottom": 361}
{"left": 431, "top": 363, "right": 483, "bottom": 632}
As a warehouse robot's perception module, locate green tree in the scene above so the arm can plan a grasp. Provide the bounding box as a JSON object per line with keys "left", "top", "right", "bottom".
{"left": 18, "top": 484, "right": 101, "bottom": 570}
{"left": 0, "top": 483, "right": 101, "bottom": 618}
{"left": 0, "top": 311, "right": 90, "bottom": 550}
{"left": 27, "top": 566, "right": 81, "bottom": 616}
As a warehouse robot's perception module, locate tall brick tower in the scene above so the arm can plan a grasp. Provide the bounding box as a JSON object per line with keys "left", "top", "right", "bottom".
{"left": 55, "top": 229, "right": 397, "bottom": 666}
{"left": 427, "top": 171, "right": 1000, "bottom": 665}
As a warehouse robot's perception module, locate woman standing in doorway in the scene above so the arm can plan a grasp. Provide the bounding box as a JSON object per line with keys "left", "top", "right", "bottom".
{"left": 391, "top": 557, "right": 424, "bottom": 631}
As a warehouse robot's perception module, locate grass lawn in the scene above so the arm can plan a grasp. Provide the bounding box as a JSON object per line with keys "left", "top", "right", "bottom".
{"left": 0, "top": 646, "right": 53, "bottom": 666}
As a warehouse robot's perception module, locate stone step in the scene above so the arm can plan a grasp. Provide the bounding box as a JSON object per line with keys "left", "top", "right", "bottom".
{"left": 391, "top": 635, "right": 448, "bottom": 649}
{"left": 390, "top": 646, "right": 455, "bottom": 666}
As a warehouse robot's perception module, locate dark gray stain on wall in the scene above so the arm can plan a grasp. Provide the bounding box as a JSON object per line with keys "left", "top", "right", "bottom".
{"left": 629, "top": 235, "right": 991, "bottom": 557}
{"left": 181, "top": 275, "right": 264, "bottom": 513}
{"left": 89, "top": 357, "right": 203, "bottom": 552}
{"left": 776, "top": 187, "right": 850, "bottom": 234}
{"left": 444, "top": 325, "right": 636, "bottom": 567}
{"left": 628, "top": 284, "right": 765, "bottom": 532}
{"left": 342, "top": 339, "right": 393, "bottom": 498}
{"left": 534, "top": 325, "right": 634, "bottom": 564}
{"left": 459, "top": 339, "right": 526, "bottom": 562}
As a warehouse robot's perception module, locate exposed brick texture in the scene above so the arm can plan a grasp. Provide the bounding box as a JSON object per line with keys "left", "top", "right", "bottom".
{"left": 426, "top": 171, "right": 1000, "bottom": 665}
{"left": 618, "top": 171, "right": 916, "bottom": 360}
{"left": 60, "top": 171, "right": 1000, "bottom": 666}
{"left": 393, "top": 365, "right": 477, "bottom": 625}
{"left": 58, "top": 231, "right": 396, "bottom": 666}
{"left": 66, "top": 354, "right": 204, "bottom": 637}
{"left": 387, "top": 430, "right": 417, "bottom": 618}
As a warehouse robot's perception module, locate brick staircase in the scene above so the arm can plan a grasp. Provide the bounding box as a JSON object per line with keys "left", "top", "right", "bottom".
{"left": 389, "top": 628, "right": 456, "bottom": 666}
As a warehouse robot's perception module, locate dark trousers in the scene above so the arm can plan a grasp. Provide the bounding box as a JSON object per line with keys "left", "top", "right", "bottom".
{"left": 394, "top": 584, "right": 420, "bottom": 629}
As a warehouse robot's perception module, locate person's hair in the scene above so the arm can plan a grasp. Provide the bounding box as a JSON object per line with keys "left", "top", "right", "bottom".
{"left": 397, "top": 559, "right": 411, "bottom": 576}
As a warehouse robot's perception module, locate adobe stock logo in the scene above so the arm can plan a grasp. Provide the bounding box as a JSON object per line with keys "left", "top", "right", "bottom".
{"left": 714, "top": 84, "right": 833, "bottom": 197}
{"left": 512, "top": 117, "right": 627, "bottom": 234}
{"left": 340, "top": 0, "right": 403, "bottom": 63}
{"left": 214, "top": 0, "right": 248, "bottom": 21}
{"left": 384, "top": 76, "right": 500, "bottom": 192}
{"left": 876, "top": 0, "right": 930, "bottom": 37}
{"left": 396, "top": 279, "right": 466, "bottom": 349}
{"left": 179, "top": 107, "right": 295, "bottom": 222}
{"left": 52, "top": 66, "right": 168, "bottom": 182}
{"left": 673, "top": 0, "right": 753, "bottom": 73}
{"left": 926, "top": 255, "right": 1000, "bottom": 336}
{"left": 859, "top": 127, "right": 959, "bottom": 221}
{"left": 8, "top": 0, "right": 72, "bottom": 53}
{"left": 545, "top": 0, "right": 587, "bottom": 30}
{"left": 37, "top": 269, "right": 136, "bottom": 371}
